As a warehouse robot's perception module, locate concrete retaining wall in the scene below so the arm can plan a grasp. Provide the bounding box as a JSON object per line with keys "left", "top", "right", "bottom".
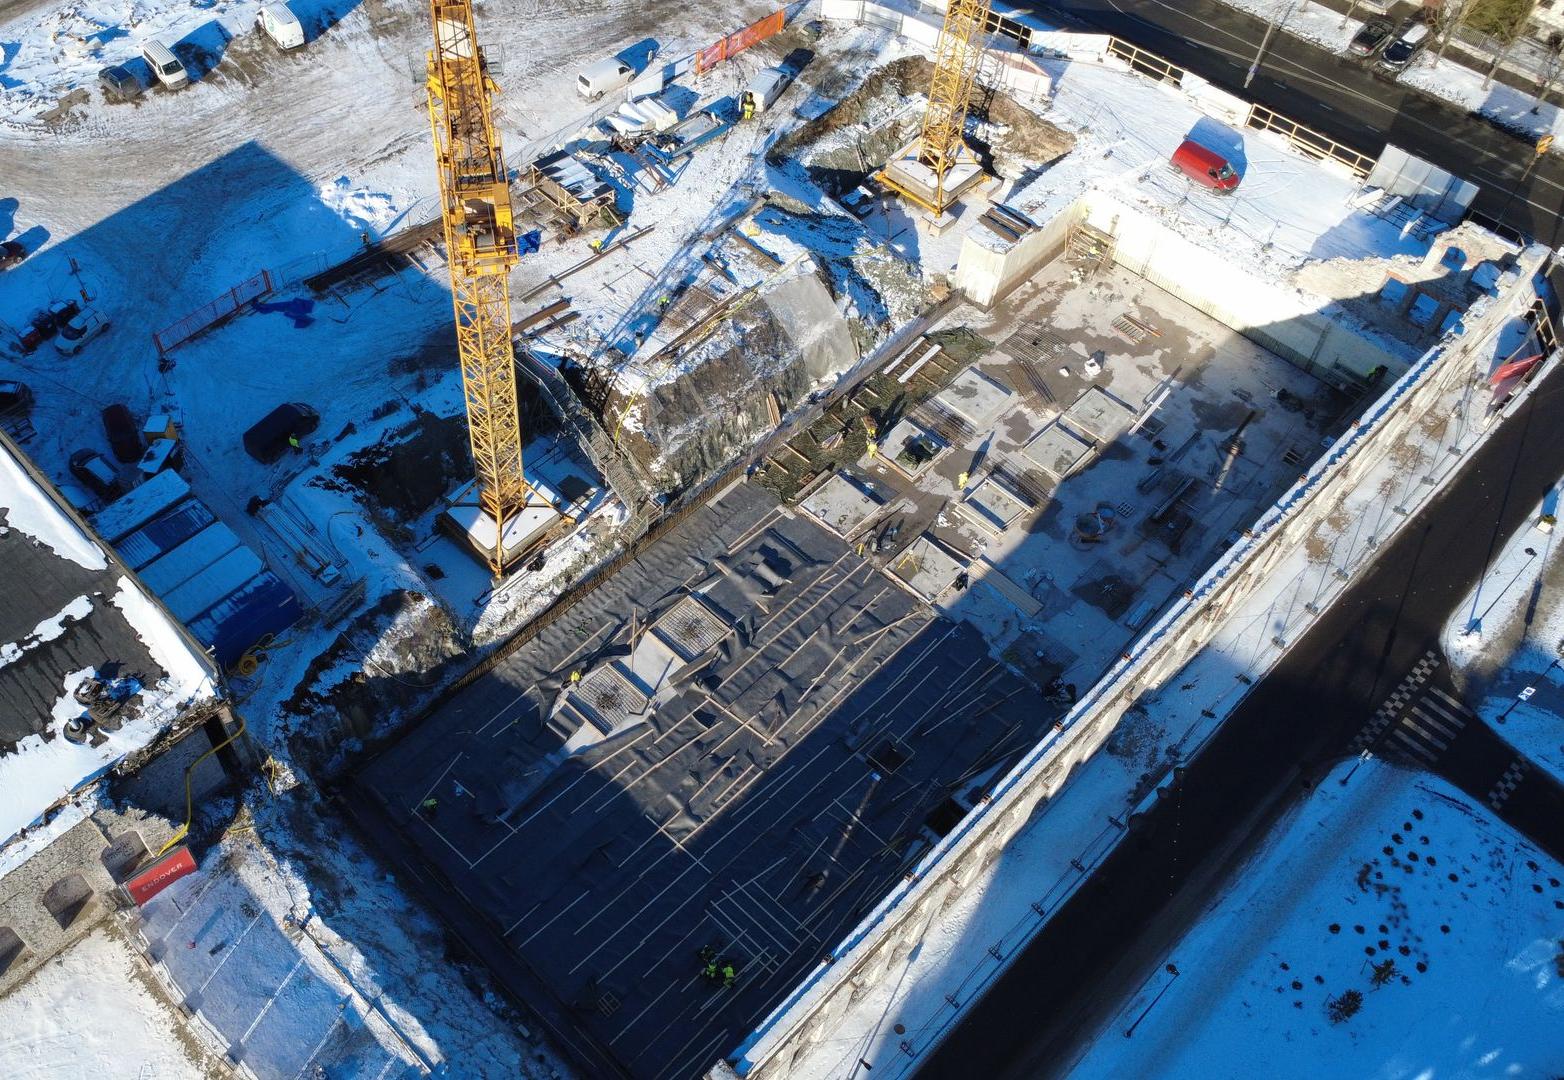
{"left": 955, "top": 190, "right": 1409, "bottom": 380}
{"left": 1081, "top": 193, "right": 1408, "bottom": 381}
{"left": 721, "top": 239, "right": 1552, "bottom": 1077}
{"left": 951, "top": 200, "right": 1074, "bottom": 307}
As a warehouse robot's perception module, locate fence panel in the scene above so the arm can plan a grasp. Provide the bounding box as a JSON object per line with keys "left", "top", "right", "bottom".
{"left": 153, "top": 270, "right": 274, "bottom": 355}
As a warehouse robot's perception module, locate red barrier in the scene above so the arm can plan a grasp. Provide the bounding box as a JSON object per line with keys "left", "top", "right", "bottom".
{"left": 695, "top": 9, "right": 785, "bottom": 75}
{"left": 125, "top": 846, "right": 198, "bottom": 906}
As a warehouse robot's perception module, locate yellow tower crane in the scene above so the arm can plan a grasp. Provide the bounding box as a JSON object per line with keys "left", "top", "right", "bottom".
{"left": 881, "top": 0, "right": 992, "bottom": 217}
{"left": 427, "top": 0, "right": 539, "bottom": 575}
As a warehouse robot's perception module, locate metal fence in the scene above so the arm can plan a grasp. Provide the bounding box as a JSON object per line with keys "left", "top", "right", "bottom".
{"left": 153, "top": 270, "right": 274, "bottom": 355}
{"left": 1247, "top": 103, "right": 1377, "bottom": 177}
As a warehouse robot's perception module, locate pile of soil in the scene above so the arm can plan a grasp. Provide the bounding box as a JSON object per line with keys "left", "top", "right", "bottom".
{"left": 332, "top": 411, "right": 472, "bottom": 520}
{"left": 772, "top": 55, "right": 1076, "bottom": 195}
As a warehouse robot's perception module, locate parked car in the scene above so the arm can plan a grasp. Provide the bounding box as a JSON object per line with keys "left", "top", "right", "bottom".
{"left": 55, "top": 309, "right": 110, "bottom": 355}
{"left": 0, "top": 239, "right": 24, "bottom": 270}
{"left": 0, "top": 380, "right": 33, "bottom": 415}
{"left": 141, "top": 40, "right": 189, "bottom": 89}
{"left": 1348, "top": 18, "right": 1394, "bottom": 58}
{"left": 1170, "top": 138, "right": 1240, "bottom": 192}
{"left": 741, "top": 66, "right": 795, "bottom": 118}
{"left": 578, "top": 57, "right": 636, "bottom": 100}
{"left": 98, "top": 63, "right": 145, "bottom": 101}
{"left": 257, "top": 3, "right": 305, "bottom": 49}
{"left": 1378, "top": 21, "right": 1430, "bottom": 72}
{"left": 69, "top": 449, "right": 122, "bottom": 500}
{"left": 243, "top": 402, "right": 319, "bottom": 463}
{"left": 101, "top": 404, "right": 144, "bottom": 463}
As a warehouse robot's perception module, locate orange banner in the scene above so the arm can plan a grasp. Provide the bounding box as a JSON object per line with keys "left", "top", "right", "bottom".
{"left": 695, "top": 9, "right": 785, "bottom": 75}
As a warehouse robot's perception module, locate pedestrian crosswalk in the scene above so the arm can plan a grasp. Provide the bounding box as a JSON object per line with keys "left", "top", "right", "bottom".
{"left": 1350, "top": 650, "right": 1441, "bottom": 754}
{"left": 1487, "top": 757, "right": 1529, "bottom": 810}
{"left": 1386, "top": 685, "right": 1471, "bottom": 765}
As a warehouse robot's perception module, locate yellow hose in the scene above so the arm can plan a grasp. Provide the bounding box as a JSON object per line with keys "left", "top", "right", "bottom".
{"left": 155, "top": 713, "right": 247, "bottom": 858}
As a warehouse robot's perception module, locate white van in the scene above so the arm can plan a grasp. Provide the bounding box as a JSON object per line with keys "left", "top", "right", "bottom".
{"left": 577, "top": 57, "right": 635, "bottom": 100}
{"left": 257, "top": 3, "right": 305, "bottom": 50}
{"left": 741, "top": 67, "right": 794, "bottom": 117}
{"left": 141, "top": 40, "right": 188, "bottom": 89}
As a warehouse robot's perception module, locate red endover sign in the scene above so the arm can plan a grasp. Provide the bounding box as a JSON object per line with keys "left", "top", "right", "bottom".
{"left": 125, "top": 845, "right": 198, "bottom": 906}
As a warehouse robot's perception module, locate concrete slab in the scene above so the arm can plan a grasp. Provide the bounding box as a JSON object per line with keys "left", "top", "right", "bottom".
{"left": 961, "top": 474, "right": 1033, "bottom": 534}
{"left": 799, "top": 470, "right": 883, "bottom": 537}
{"left": 355, "top": 484, "right": 1060, "bottom": 1080}
{"left": 888, "top": 533, "right": 968, "bottom": 602}
{"left": 1064, "top": 384, "right": 1138, "bottom": 443}
{"left": 882, "top": 418, "right": 949, "bottom": 480}
{"left": 1021, "top": 419, "right": 1095, "bottom": 480}
{"left": 933, "top": 367, "right": 1016, "bottom": 432}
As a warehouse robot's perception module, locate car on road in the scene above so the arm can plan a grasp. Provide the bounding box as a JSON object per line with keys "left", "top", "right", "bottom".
{"left": 101, "top": 404, "right": 143, "bottom": 463}
{"left": 98, "top": 64, "right": 145, "bottom": 101}
{"left": 1378, "top": 21, "right": 1431, "bottom": 72}
{"left": 1349, "top": 18, "right": 1395, "bottom": 58}
{"left": 69, "top": 449, "right": 122, "bottom": 501}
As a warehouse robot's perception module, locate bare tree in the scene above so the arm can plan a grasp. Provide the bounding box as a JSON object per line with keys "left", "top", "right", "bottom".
{"left": 1432, "top": 0, "right": 1478, "bottom": 68}
{"left": 1532, "top": 31, "right": 1564, "bottom": 112}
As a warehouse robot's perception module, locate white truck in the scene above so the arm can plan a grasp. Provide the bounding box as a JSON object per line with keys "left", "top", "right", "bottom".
{"left": 257, "top": 3, "right": 305, "bottom": 49}
{"left": 740, "top": 66, "right": 794, "bottom": 118}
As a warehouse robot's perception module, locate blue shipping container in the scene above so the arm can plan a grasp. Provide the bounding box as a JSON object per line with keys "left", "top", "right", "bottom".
{"left": 117, "top": 500, "right": 216, "bottom": 570}
{"left": 189, "top": 572, "right": 303, "bottom": 670}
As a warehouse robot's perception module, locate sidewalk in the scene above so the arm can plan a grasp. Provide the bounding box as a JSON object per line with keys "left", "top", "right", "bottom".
{"left": 1442, "top": 487, "right": 1564, "bottom": 789}
{"left": 1222, "top": 0, "right": 1564, "bottom": 144}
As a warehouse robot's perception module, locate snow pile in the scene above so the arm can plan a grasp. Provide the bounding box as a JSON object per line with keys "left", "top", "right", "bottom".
{"left": 1218, "top": 0, "right": 1362, "bottom": 54}
{"left": 1071, "top": 760, "right": 1564, "bottom": 1078}
{"left": 0, "top": 925, "right": 219, "bottom": 1077}
{"left": 1401, "top": 52, "right": 1564, "bottom": 142}
{"left": 0, "top": 443, "right": 106, "bottom": 570}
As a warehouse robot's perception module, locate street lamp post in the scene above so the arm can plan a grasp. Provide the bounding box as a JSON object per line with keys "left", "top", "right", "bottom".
{"left": 1495, "top": 135, "right": 1552, "bottom": 231}
{"left": 1124, "top": 964, "right": 1181, "bottom": 1037}
{"left": 1246, "top": 3, "right": 1293, "bottom": 89}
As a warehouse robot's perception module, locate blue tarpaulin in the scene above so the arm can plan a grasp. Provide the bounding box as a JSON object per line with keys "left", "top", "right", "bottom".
{"left": 253, "top": 297, "right": 316, "bottom": 328}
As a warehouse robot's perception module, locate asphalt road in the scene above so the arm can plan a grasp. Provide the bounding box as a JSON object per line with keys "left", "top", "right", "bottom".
{"left": 919, "top": 356, "right": 1564, "bottom": 1079}
{"left": 1027, "top": 0, "right": 1564, "bottom": 244}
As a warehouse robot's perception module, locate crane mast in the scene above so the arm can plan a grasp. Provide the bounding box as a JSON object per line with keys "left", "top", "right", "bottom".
{"left": 892, "top": 0, "right": 992, "bottom": 217}
{"left": 427, "top": 0, "right": 530, "bottom": 575}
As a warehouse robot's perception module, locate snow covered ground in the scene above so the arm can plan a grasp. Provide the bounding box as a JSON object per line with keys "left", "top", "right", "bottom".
{"left": 1068, "top": 758, "right": 1564, "bottom": 1079}
{"left": 0, "top": 924, "right": 223, "bottom": 1078}
{"left": 1443, "top": 484, "right": 1564, "bottom": 789}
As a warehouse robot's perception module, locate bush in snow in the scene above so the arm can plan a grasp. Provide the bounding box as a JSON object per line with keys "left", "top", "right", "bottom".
{"left": 1327, "top": 988, "right": 1363, "bottom": 1023}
